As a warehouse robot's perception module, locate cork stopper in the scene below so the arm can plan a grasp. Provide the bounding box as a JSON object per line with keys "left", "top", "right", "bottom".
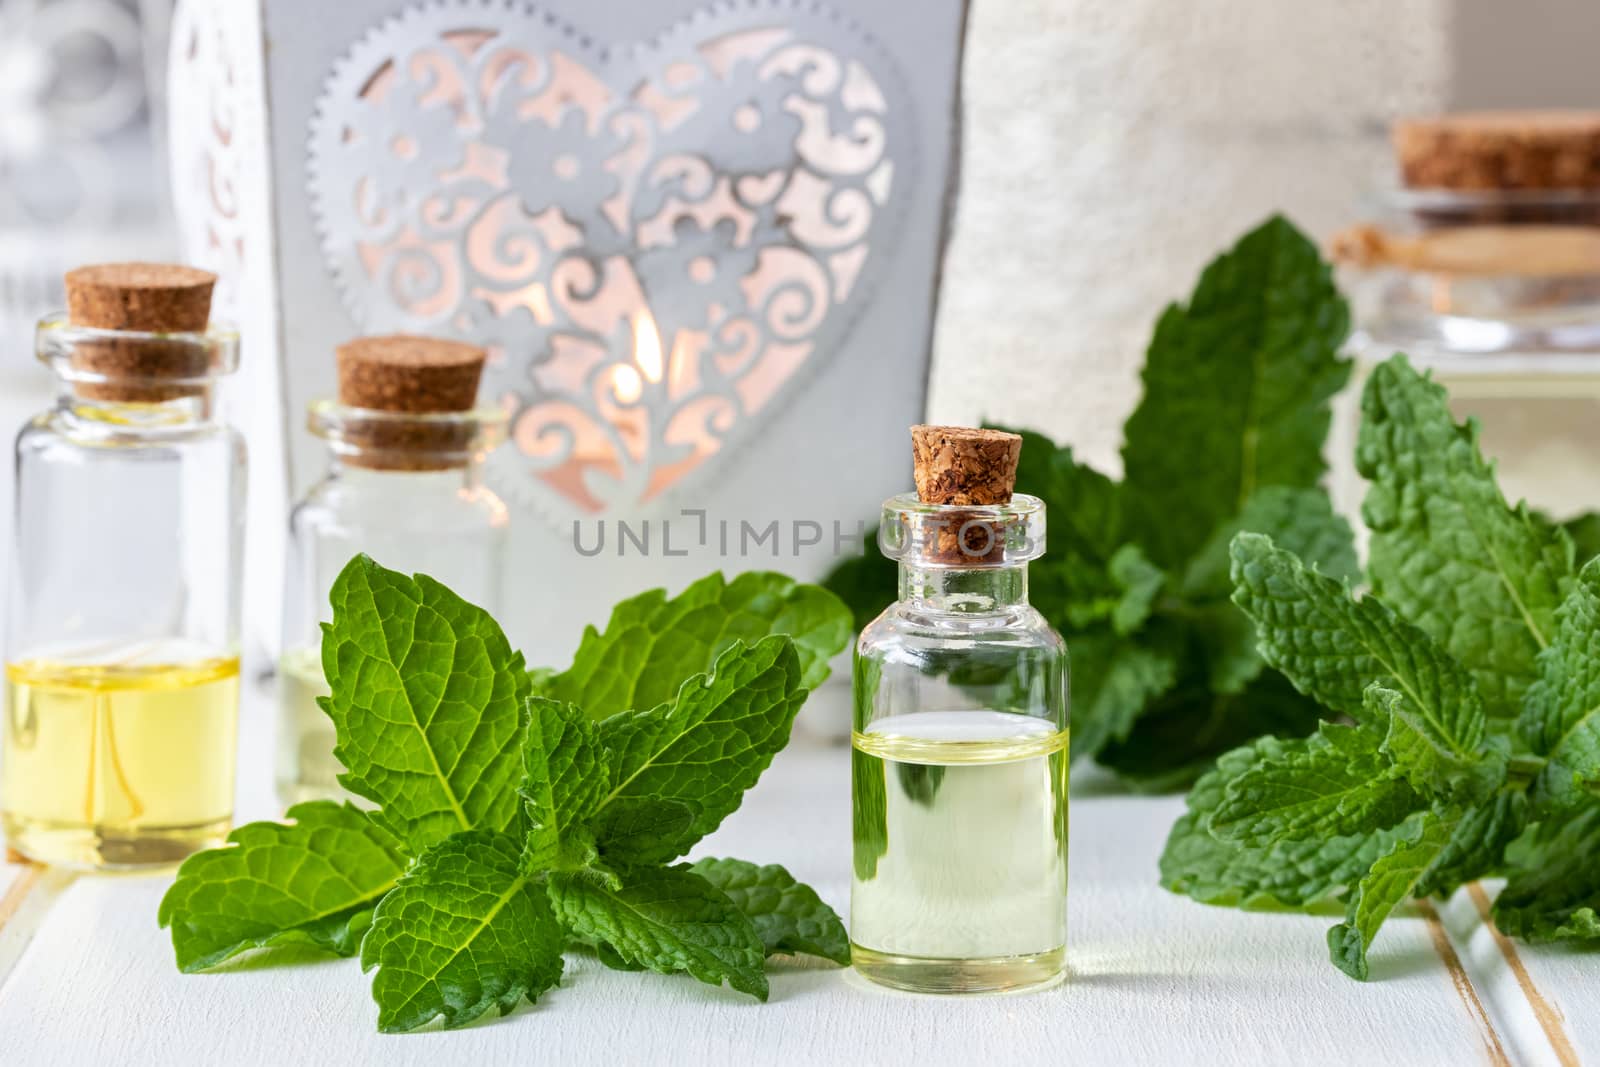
{"left": 63, "top": 262, "right": 218, "bottom": 401}
{"left": 1395, "top": 111, "right": 1600, "bottom": 191}
{"left": 336, "top": 334, "right": 486, "bottom": 413}
{"left": 333, "top": 334, "right": 489, "bottom": 470}
{"left": 907, "top": 425, "right": 1022, "bottom": 564}
{"left": 911, "top": 425, "right": 1021, "bottom": 505}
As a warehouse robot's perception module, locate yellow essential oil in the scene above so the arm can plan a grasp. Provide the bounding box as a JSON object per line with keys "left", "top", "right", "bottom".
{"left": 1, "top": 653, "right": 239, "bottom": 868}
{"left": 275, "top": 644, "right": 349, "bottom": 806}
{"left": 851, "top": 710, "right": 1068, "bottom": 994}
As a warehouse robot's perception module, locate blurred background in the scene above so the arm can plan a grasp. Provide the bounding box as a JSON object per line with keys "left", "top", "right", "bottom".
{"left": 1, "top": 0, "right": 1596, "bottom": 582}
{"left": 929, "top": 0, "right": 1600, "bottom": 474}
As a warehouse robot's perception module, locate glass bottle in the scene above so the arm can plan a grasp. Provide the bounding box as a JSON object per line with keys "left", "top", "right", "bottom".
{"left": 277, "top": 336, "right": 509, "bottom": 808}
{"left": 1329, "top": 112, "right": 1600, "bottom": 525}
{"left": 2, "top": 265, "right": 246, "bottom": 869}
{"left": 851, "top": 490, "right": 1069, "bottom": 994}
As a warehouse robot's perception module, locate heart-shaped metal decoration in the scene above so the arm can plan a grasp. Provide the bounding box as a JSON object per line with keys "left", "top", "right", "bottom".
{"left": 309, "top": 0, "right": 914, "bottom": 515}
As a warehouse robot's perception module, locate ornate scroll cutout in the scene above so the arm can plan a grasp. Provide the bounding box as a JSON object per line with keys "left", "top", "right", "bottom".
{"left": 309, "top": 1, "right": 912, "bottom": 514}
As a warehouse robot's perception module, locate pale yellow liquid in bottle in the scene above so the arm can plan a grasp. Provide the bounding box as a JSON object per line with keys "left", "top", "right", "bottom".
{"left": 851, "top": 710, "right": 1068, "bottom": 993}
{"left": 275, "top": 645, "right": 353, "bottom": 807}
{"left": 1, "top": 651, "right": 239, "bottom": 868}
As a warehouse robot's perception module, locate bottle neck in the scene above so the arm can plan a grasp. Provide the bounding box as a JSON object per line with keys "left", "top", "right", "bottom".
{"left": 326, "top": 450, "right": 487, "bottom": 489}
{"left": 898, "top": 562, "right": 1030, "bottom": 612}
{"left": 54, "top": 381, "right": 220, "bottom": 430}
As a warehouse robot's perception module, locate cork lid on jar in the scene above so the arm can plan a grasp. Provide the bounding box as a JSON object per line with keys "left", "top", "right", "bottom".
{"left": 907, "top": 425, "right": 1023, "bottom": 564}
{"left": 336, "top": 334, "right": 486, "bottom": 413}
{"left": 329, "top": 334, "right": 493, "bottom": 471}
{"left": 911, "top": 425, "right": 1021, "bottom": 506}
{"left": 1394, "top": 111, "right": 1600, "bottom": 190}
{"left": 62, "top": 262, "right": 220, "bottom": 401}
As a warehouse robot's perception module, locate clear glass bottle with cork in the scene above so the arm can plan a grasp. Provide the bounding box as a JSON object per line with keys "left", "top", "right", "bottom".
{"left": 1330, "top": 110, "right": 1600, "bottom": 525}
{"left": 851, "top": 426, "right": 1069, "bottom": 994}
{"left": 277, "top": 334, "right": 509, "bottom": 807}
{"left": 3, "top": 263, "right": 246, "bottom": 869}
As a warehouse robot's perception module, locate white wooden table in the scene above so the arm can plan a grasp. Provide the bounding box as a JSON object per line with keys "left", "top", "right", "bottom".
{"left": 0, "top": 680, "right": 1592, "bottom": 1067}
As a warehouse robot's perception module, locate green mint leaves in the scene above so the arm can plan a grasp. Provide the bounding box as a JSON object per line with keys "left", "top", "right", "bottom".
{"left": 362, "top": 831, "right": 564, "bottom": 1032}
{"left": 548, "top": 865, "right": 769, "bottom": 1001}
{"left": 822, "top": 215, "right": 1355, "bottom": 789}
{"left": 689, "top": 857, "right": 852, "bottom": 965}
{"left": 542, "top": 571, "right": 850, "bottom": 717}
{"left": 157, "top": 801, "right": 409, "bottom": 972}
{"left": 1121, "top": 214, "right": 1351, "bottom": 570}
{"left": 321, "top": 562, "right": 531, "bottom": 848}
{"left": 1164, "top": 352, "right": 1600, "bottom": 981}
{"left": 1358, "top": 356, "right": 1573, "bottom": 715}
{"left": 1519, "top": 559, "right": 1600, "bottom": 804}
{"left": 596, "top": 637, "right": 804, "bottom": 855}
{"left": 160, "top": 559, "right": 853, "bottom": 1032}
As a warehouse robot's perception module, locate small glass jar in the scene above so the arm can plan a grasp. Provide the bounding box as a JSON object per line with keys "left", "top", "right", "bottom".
{"left": 277, "top": 400, "right": 510, "bottom": 807}
{"left": 851, "top": 493, "right": 1069, "bottom": 994}
{"left": 1331, "top": 113, "right": 1600, "bottom": 524}
{"left": 3, "top": 312, "right": 246, "bottom": 869}
{"left": 1338, "top": 185, "right": 1600, "bottom": 355}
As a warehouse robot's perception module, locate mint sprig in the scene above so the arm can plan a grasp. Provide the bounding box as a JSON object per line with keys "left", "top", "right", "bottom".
{"left": 1359, "top": 355, "right": 1574, "bottom": 715}
{"left": 160, "top": 558, "right": 852, "bottom": 1032}
{"left": 321, "top": 564, "right": 531, "bottom": 849}
{"left": 157, "top": 801, "right": 409, "bottom": 972}
{"left": 823, "top": 215, "right": 1356, "bottom": 787}
{"left": 1164, "top": 354, "right": 1600, "bottom": 980}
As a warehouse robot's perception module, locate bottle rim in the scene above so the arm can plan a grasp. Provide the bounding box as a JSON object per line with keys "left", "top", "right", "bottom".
{"left": 35, "top": 312, "right": 241, "bottom": 391}
{"left": 306, "top": 398, "right": 509, "bottom": 466}
{"left": 878, "top": 492, "right": 1046, "bottom": 568}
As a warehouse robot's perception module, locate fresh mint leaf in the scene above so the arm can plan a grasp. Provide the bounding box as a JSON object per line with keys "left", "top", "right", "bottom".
{"left": 1122, "top": 215, "right": 1352, "bottom": 570}
{"left": 1230, "top": 533, "right": 1502, "bottom": 801}
{"left": 1365, "top": 683, "right": 1507, "bottom": 804}
{"left": 546, "top": 572, "right": 849, "bottom": 719}
{"left": 1358, "top": 354, "right": 1574, "bottom": 716}
{"left": 991, "top": 428, "right": 1127, "bottom": 631}
{"left": 1177, "top": 487, "right": 1358, "bottom": 698}
{"left": 1099, "top": 671, "right": 1324, "bottom": 792}
{"left": 592, "top": 637, "right": 805, "bottom": 859}
{"left": 1181, "top": 486, "right": 1359, "bottom": 602}
{"left": 321, "top": 555, "right": 530, "bottom": 849}
{"left": 361, "top": 831, "right": 562, "bottom": 1032}
{"left": 1493, "top": 803, "right": 1600, "bottom": 942}
{"left": 1067, "top": 630, "right": 1181, "bottom": 760}
{"left": 1520, "top": 559, "right": 1600, "bottom": 801}
{"left": 520, "top": 698, "right": 610, "bottom": 872}
{"left": 1109, "top": 544, "right": 1165, "bottom": 635}
{"left": 1186, "top": 602, "right": 1266, "bottom": 695}
{"left": 1208, "top": 723, "right": 1422, "bottom": 847}
{"left": 1328, "top": 812, "right": 1457, "bottom": 980}
{"left": 1416, "top": 790, "right": 1529, "bottom": 898}
{"left": 589, "top": 798, "right": 700, "bottom": 868}
{"left": 689, "top": 857, "right": 850, "bottom": 965}
{"left": 158, "top": 802, "right": 409, "bottom": 972}
{"left": 548, "top": 865, "right": 768, "bottom": 1000}
{"left": 1160, "top": 737, "right": 1428, "bottom": 908}
{"left": 1562, "top": 511, "right": 1600, "bottom": 566}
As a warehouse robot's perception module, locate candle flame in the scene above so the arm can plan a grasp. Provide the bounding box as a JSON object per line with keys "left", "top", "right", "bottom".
{"left": 633, "top": 310, "right": 663, "bottom": 384}
{"left": 611, "top": 363, "right": 643, "bottom": 405}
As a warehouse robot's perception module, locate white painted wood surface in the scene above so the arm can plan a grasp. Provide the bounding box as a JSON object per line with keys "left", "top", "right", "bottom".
{"left": 0, "top": 682, "right": 1589, "bottom": 1066}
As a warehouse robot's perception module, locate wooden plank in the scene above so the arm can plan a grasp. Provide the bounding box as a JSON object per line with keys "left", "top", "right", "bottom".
{"left": 0, "top": 859, "right": 74, "bottom": 991}
{"left": 1437, "top": 882, "right": 1589, "bottom": 1067}
{"left": 0, "top": 743, "right": 1506, "bottom": 1066}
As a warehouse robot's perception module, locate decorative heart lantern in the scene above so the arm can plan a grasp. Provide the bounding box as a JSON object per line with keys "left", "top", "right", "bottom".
{"left": 167, "top": 0, "right": 962, "bottom": 662}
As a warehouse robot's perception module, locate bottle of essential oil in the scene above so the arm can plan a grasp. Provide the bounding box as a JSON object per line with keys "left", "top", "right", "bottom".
{"left": 277, "top": 335, "right": 508, "bottom": 807}
{"left": 852, "top": 426, "right": 1069, "bottom": 994}
{"left": 2, "top": 263, "right": 246, "bottom": 868}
